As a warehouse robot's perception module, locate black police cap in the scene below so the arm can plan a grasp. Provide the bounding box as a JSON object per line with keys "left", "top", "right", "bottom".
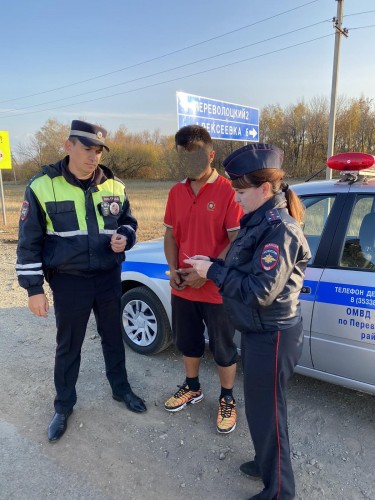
{"left": 69, "top": 120, "right": 110, "bottom": 152}
{"left": 223, "top": 143, "right": 283, "bottom": 180}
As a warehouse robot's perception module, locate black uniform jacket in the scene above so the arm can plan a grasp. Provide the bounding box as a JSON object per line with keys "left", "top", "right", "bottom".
{"left": 16, "top": 157, "right": 137, "bottom": 297}
{"left": 207, "top": 194, "right": 311, "bottom": 333}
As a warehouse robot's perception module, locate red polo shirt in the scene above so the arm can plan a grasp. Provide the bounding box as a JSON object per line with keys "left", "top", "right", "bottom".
{"left": 164, "top": 169, "right": 242, "bottom": 303}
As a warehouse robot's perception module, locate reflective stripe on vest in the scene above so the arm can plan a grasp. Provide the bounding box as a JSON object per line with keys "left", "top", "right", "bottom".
{"left": 46, "top": 229, "right": 117, "bottom": 236}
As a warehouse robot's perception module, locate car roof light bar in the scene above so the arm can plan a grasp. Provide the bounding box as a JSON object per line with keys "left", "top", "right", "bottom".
{"left": 327, "top": 152, "right": 375, "bottom": 171}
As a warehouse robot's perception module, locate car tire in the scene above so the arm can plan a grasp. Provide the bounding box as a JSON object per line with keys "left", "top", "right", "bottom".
{"left": 121, "top": 286, "right": 172, "bottom": 355}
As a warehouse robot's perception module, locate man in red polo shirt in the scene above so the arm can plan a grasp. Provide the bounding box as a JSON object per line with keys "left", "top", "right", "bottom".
{"left": 163, "top": 125, "right": 243, "bottom": 433}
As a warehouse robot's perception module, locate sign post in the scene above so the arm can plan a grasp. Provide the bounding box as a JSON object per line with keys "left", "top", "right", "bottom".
{"left": 176, "top": 91, "right": 259, "bottom": 142}
{"left": 0, "top": 131, "right": 13, "bottom": 225}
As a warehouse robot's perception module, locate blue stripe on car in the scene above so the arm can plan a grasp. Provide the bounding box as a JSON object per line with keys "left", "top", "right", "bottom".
{"left": 121, "top": 264, "right": 375, "bottom": 311}
{"left": 315, "top": 282, "right": 375, "bottom": 310}
{"left": 122, "top": 261, "right": 170, "bottom": 280}
{"left": 300, "top": 280, "right": 375, "bottom": 309}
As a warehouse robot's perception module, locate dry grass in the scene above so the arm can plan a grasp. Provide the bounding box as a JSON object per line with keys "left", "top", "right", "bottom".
{"left": 125, "top": 180, "right": 174, "bottom": 241}
{"left": 0, "top": 180, "right": 175, "bottom": 243}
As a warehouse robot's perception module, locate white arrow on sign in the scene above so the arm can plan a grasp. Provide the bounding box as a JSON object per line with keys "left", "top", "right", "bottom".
{"left": 248, "top": 128, "right": 257, "bottom": 138}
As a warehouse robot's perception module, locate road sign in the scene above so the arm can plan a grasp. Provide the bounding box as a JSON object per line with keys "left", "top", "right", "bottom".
{"left": 0, "top": 131, "right": 12, "bottom": 170}
{"left": 176, "top": 91, "right": 259, "bottom": 142}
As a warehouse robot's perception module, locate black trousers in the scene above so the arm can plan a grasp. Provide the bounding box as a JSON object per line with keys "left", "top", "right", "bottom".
{"left": 241, "top": 322, "right": 303, "bottom": 500}
{"left": 50, "top": 268, "right": 130, "bottom": 413}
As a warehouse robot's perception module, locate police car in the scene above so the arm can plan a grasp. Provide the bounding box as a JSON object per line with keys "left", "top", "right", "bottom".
{"left": 120, "top": 152, "right": 375, "bottom": 395}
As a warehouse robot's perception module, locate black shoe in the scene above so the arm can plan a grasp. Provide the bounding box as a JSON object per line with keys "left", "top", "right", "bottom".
{"left": 112, "top": 389, "right": 147, "bottom": 413}
{"left": 240, "top": 460, "right": 262, "bottom": 480}
{"left": 48, "top": 409, "right": 73, "bottom": 442}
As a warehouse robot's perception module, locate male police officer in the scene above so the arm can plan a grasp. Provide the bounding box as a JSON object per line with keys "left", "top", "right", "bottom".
{"left": 16, "top": 120, "right": 146, "bottom": 442}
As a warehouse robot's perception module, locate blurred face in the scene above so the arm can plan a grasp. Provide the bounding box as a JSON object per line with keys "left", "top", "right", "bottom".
{"left": 177, "top": 141, "right": 214, "bottom": 180}
{"left": 65, "top": 139, "right": 103, "bottom": 179}
{"left": 234, "top": 183, "right": 271, "bottom": 214}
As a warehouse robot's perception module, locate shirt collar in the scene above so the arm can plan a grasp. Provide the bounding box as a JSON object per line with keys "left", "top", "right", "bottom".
{"left": 181, "top": 168, "right": 219, "bottom": 184}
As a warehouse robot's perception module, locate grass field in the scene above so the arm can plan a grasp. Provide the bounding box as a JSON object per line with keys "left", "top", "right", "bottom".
{"left": 0, "top": 180, "right": 175, "bottom": 243}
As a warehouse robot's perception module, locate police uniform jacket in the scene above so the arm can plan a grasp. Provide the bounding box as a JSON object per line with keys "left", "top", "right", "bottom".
{"left": 16, "top": 156, "right": 137, "bottom": 297}
{"left": 207, "top": 193, "right": 311, "bottom": 333}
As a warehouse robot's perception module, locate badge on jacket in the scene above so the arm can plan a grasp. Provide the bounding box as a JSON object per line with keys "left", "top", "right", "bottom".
{"left": 261, "top": 243, "right": 280, "bottom": 271}
{"left": 100, "top": 202, "right": 110, "bottom": 216}
{"left": 109, "top": 202, "right": 120, "bottom": 215}
{"left": 100, "top": 196, "right": 121, "bottom": 216}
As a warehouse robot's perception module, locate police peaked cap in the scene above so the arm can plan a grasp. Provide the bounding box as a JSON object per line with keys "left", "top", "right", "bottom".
{"left": 69, "top": 120, "right": 110, "bottom": 152}
{"left": 223, "top": 143, "right": 284, "bottom": 180}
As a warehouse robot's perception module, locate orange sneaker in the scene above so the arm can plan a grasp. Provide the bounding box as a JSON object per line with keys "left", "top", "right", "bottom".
{"left": 164, "top": 383, "right": 204, "bottom": 412}
{"left": 216, "top": 395, "right": 237, "bottom": 434}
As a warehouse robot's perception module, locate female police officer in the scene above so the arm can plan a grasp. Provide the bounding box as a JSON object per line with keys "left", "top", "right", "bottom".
{"left": 185, "top": 143, "right": 311, "bottom": 500}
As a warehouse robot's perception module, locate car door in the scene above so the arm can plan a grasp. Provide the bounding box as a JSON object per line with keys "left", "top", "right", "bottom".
{"left": 309, "top": 192, "right": 375, "bottom": 387}
{"left": 298, "top": 192, "right": 343, "bottom": 368}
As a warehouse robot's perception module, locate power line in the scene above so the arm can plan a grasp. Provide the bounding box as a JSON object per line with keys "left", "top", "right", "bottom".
{"left": 0, "top": 0, "right": 319, "bottom": 104}
{"left": 350, "top": 24, "right": 375, "bottom": 30}
{"left": 1, "top": 33, "right": 334, "bottom": 119}
{"left": 0, "top": 19, "right": 330, "bottom": 114}
{"left": 344, "top": 9, "right": 375, "bottom": 18}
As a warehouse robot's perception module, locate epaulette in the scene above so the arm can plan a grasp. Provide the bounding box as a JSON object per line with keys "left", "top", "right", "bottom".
{"left": 265, "top": 208, "right": 282, "bottom": 225}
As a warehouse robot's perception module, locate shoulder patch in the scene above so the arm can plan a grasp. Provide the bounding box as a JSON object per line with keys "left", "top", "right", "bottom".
{"left": 20, "top": 200, "right": 30, "bottom": 221}
{"left": 260, "top": 243, "right": 280, "bottom": 271}
{"left": 265, "top": 208, "right": 282, "bottom": 225}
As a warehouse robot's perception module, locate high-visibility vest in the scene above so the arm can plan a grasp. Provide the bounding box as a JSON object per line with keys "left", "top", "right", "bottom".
{"left": 30, "top": 174, "right": 125, "bottom": 236}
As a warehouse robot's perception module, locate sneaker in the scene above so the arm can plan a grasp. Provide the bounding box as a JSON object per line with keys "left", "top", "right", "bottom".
{"left": 164, "top": 383, "right": 204, "bottom": 412}
{"left": 216, "top": 395, "right": 237, "bottom": 434}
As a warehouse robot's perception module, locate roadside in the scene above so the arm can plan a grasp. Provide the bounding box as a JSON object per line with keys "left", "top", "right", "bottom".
{"left": 1, "top": 240, "right": 374, "bottom": 500}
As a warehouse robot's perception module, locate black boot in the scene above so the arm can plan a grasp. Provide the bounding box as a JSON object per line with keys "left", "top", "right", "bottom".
{"left": 48, "top": 409, "right": 73, "bottom": 442}
{"left": 240, "top": 460, "right": 262, "bottom": 480}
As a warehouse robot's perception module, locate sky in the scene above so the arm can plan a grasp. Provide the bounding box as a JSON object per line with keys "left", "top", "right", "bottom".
{"left": 1, "top": 0, "right": 375, "bottom": 149}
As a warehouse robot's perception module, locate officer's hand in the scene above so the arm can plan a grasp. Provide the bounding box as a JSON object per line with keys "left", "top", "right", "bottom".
{"left": 169, "top": 269, "right": 187, "bottom": 291}
{"left": 111, "top": 233, "right": 127, "bottom": 253}
{"left": 179, "top": 267, "right": 207, "bottom": 288}
{"left": 28, "top": 294, "right": 49, "bottom": 317}
{"left": 184, "top": 259, "right": 213, "bottom": 279}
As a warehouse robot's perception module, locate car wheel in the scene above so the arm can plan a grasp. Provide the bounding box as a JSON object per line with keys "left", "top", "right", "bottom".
{"left": 121, "top": 286, "right": 172, "bottom": 355}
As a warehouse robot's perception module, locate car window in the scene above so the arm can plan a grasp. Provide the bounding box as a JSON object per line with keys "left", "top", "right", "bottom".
{"left": 301, "top": 195, "right": 336, "bottom": 263}
{"left": 340, "top": 195, "right": 375, "bottom": 271}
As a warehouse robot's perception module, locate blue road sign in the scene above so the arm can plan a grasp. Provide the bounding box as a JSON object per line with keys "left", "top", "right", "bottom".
{"left": 176, "top": 91, "right": 259, "bottom": 142}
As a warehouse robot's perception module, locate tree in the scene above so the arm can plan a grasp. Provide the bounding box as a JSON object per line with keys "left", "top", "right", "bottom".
{"left": 304, "top": 96, "right": 329, "bottom": 174}
{"left": 260, "top": 104, "right": 285, "bottom": 145}
{"left": 106, "top": 127, "right": 170, "bottom": 179}
{"left": 335, "top": 96, "right": 375, "bottom": 153}
{"left": 281, "top": 101, "right": 309, "bottom": 175}
{"left": 15, "top": 118, "right": 70, "bottom": 180}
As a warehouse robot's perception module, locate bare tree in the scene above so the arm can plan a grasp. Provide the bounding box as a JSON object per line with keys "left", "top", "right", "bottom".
{"left": 16, "top": 118, "right": 69, "bottom": 175}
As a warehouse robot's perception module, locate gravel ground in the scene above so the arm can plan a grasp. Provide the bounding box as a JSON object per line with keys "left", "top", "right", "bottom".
{"left": 1, "top": 240, "right": 374, "bottom": 500}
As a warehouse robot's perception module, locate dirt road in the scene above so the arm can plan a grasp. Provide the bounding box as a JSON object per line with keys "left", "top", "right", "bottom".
{"left": 1, "top": 240, "right": 374, "bottom": 500}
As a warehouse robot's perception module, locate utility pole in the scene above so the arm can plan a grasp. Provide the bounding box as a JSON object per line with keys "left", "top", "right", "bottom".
{"left": 326, "top": 0, "right": 348, "bottom": 179}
